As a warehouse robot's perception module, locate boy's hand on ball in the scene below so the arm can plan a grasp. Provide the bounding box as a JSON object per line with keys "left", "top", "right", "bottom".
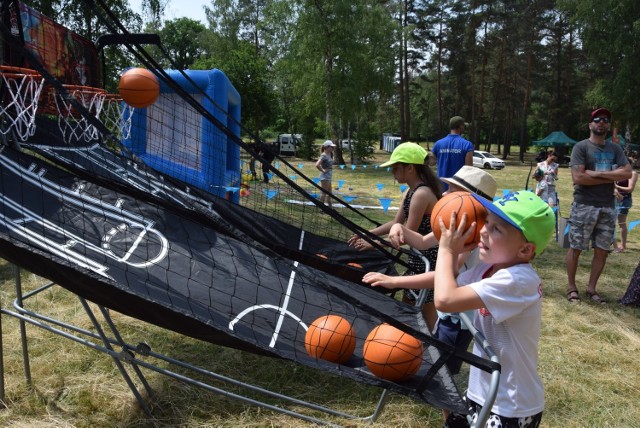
{"left": 437, "top": 212, "right": 476, "bottom": 255}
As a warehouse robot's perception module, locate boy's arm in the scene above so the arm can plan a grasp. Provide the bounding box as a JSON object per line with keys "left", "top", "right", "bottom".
{"left": 433, "top": 213, "right": 485, "bottom": 312}
{"left": 388, "top": 223, "right": 438, "bottom": 250}
{"left": 363, "top": 250, "right": 470, "bottom": 291}
{"left": 362, "top": 271, "right": 434, "bottom": 290}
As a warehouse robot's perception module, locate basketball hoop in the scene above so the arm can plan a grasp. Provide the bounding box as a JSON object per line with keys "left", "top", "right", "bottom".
{"left": 49, "top": 84, "right": 107, "bottom": 144}
{"left": 100, "top": 93, "right": 134, "bottom": 141}
{"left": 0, "top": 65, "right": 45, "bottom": 143}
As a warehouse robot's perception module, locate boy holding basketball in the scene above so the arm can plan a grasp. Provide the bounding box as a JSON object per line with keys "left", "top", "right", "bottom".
{"left": 363, "top": 165, "right": 497, "bottom": 375}
{"left": 436, "top": 190, "right": 554, "bottom": 428}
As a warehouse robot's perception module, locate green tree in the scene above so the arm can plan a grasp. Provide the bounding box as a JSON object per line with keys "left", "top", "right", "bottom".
{"left": 140, "top": 0, "right": 168, "bottom": 29}
{"left": 195, "top": 38, "right": 276, "bottom": 138}
{"left": 158, "top": 18, "right": 207, "bottom": 70}
{"left": 558, "top": 0, "right": 640, "bottom": 138}
{"left": 199, "top": 0, "right": 278, "bottom": 138}
{"left": 291, "top": 0, "right": 396, "bottom": 161}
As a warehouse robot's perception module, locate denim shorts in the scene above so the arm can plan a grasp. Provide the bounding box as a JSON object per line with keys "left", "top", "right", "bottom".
{"left": 616, "top": 194, "right": 632, "bottom": 215}
{"left": 434, "top": 317, "right": 473, "bottom": 375}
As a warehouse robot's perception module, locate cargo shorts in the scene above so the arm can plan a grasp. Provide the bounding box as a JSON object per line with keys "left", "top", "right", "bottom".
{"left": 568, "top": 201, "right": 616, "bottom": 251}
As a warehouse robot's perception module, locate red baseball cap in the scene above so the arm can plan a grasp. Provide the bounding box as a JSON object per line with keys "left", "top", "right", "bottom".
{"left": 590, "top": 108, "right": 611, "bottom": 121}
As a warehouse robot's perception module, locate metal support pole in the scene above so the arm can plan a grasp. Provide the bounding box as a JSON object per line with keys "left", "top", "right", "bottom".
{"left": 0, "top": 286, "right": 5, "bottom": 406}
{"left": 78, "top": 297, "right": 153, "bottom": 416}
{"left": 14, "top": 265, "right": 31, "bottom": 387}
{"left": 97, "top": 305, "right": 156, "bottom": 402}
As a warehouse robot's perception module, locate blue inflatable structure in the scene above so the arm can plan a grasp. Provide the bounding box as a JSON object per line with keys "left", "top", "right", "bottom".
{"left": 123, "top": 69, "right": 241, "bottom": 202}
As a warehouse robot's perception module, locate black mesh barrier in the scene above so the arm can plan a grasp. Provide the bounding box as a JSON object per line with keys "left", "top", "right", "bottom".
{"left": 0, "top": 0, "right": 501, "bottom": 415}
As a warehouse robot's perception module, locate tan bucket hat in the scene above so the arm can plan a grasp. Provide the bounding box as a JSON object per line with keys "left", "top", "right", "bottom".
{"left": 441, "top": 166, "right": 497, "bottom": 201}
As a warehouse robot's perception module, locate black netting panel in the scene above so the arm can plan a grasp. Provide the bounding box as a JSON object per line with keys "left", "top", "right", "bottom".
{"left": 0, "top": 1, "right": 500, "bottom": 414}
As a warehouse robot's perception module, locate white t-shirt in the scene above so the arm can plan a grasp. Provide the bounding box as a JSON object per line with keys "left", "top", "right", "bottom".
{"left": 457, "top": 262, "right": 544, "bottom": 418}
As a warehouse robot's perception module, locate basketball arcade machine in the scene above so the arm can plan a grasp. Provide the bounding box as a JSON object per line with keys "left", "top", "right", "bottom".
{"left": 0, "top": 1, "right": 407, "bottom": 426}
{"left": 0, "top": 3, "right": 500, "bottom": 426}
{"left": 0, "top": 0, "right": 343, "bottom": 423}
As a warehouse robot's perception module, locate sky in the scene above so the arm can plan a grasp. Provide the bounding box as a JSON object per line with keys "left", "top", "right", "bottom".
{"left": 129, "top": 0, "right": 209, "bottom": 23}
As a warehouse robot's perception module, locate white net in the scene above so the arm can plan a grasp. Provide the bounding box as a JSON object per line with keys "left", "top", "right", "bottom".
{"left": 100, "top": 94, "right": 134, "bottom": 141}
{"left": 0, "top": 66, "right": 45, "bottom": 143}
{"left": 51, "top": 85, "right": 107, "bottom": 144}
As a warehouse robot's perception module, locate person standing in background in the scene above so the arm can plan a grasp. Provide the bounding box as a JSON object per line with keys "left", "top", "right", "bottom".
{"left": 533, "top": 167, "right": 548, "bottom": 201}
{"left": 256, "top": 142, "right": 275, "bottom": 183}
{"left": 565, "top": 108, "right": 631, "bottom": 305}
{"left": 316, "top": 140, "right": 336, "bottom": 208}
{"left": 535, "top": 151, "right": 559, "bottom": 207}
{"left": 431, "top": 116, "right": 474, "bottom": 190}
{"left": 620, "top": 259, "right": 640, "bottom": 306}
{"left": 613, "top": 167, "right": 638, "bottom": 252}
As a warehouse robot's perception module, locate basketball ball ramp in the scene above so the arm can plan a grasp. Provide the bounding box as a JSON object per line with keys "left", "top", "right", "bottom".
{"left": 0, "top": 145, "right": 499, "bottom": 426}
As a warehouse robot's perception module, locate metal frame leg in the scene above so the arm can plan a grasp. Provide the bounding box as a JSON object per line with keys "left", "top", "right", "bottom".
{"left": 14, "top": 266, "right": 32, "bottom": 387}
{"left": 78, "top": 297, "right": 154, "bottom": 416}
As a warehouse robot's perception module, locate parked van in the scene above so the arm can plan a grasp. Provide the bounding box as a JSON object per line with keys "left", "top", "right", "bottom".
{"left": 341, "top": 139, "right": 374, "bottom": 154}
{"left": 340, "top": 139, "right": 355, "bottom": 150}
{"left": 275, "top": 133, "right": 302, "bottom": 156}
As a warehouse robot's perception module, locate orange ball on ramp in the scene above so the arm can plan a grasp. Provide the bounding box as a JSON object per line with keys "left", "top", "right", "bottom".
{"left": 305, "top": 315, "right": 356, "bottom": 364}
{"left": 363, "top": 323, "right": 423, "bottom": 382}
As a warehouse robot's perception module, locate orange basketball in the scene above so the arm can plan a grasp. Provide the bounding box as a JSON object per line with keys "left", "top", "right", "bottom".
{"left": 305, "top": 315, "right": 356, "bottom": 364}
{"left": 118, "top": 68, "right": 160, "bottom": 108}
{"left": 431, "top": 191, "right": 486, "bottom": 245}
{"left": 363, "top": 323, "right": 423, "bottom": 382}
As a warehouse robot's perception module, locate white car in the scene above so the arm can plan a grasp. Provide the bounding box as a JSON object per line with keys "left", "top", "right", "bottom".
{"left": 473, "top": 150, "right": 505, "bottom": 169}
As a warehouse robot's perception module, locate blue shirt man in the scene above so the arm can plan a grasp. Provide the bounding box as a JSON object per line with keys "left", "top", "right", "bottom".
{"left": 431, "top": 116, "right": 474, "bottom": 189}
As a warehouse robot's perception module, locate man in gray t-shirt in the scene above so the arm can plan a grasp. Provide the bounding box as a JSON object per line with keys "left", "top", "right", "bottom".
{"left": 566, "top": 108, "right": 631, "bottom": 305}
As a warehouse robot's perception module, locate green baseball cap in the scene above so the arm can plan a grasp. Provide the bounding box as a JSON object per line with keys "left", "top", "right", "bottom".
{"left": 472, "top": 190, "right": 555, "bottom": 256}
{"left": 380, "top": 142, "right": 427, "bottom": 167}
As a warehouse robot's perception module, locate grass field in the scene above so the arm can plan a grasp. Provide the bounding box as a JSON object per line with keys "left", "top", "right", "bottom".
{"left": 0, "top": 147, "right": 639, "bottom": 427}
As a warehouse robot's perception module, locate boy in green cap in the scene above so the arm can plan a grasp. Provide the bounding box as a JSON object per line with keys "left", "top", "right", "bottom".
{"left": 436, "top": 190, "right": 554, "bottom": 428}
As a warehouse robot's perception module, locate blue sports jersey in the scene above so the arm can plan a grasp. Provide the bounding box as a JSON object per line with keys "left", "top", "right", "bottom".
{"left": 432, "top": 134, "right": 474, "bottom": 188}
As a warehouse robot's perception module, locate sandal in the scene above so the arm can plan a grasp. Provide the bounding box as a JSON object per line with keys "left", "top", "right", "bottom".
{"left": 566, "top": 289, "right": 581, "bottom": 303}
{"left": 586, "top": 290, "right": 607, "bottom": 305}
